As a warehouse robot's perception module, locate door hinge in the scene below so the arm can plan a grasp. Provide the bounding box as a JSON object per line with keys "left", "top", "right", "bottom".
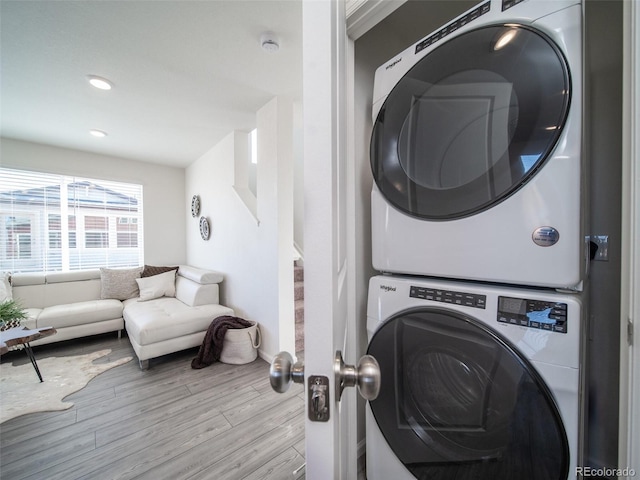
{"left": 628, "top": 318, "right": 634, "bottom": 346}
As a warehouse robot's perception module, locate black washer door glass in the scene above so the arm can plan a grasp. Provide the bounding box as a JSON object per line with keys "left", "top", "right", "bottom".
{"left": 370, "top": 25, "right": 570, "bottom": 219}
{"left": 367, "top": 308, "right": 569, "bottom": 480}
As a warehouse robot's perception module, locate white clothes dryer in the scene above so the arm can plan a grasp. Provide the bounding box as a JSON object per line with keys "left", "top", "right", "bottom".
{"left": 370, "top": 0, "right": 586, "bottom": 290}
{"left": 365, "top": 275, "right": 584, "bottom": 480}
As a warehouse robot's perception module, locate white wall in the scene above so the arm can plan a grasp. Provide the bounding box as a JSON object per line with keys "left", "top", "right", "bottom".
{"left": 293, "top": 101, "right": 305, "bottom": 257}
{"left": 0, "top": 137, "right": 186, "bottom": 266}
{"left": 185, "top": 97, "right": 295, "bottom": 360}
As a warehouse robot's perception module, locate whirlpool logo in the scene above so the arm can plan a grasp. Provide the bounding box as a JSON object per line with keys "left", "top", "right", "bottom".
{"left": 385, "top": 58, "right": 402, "bottom": 70}
{"left": 380, "top": 285, "right": 397, "bottom": 292}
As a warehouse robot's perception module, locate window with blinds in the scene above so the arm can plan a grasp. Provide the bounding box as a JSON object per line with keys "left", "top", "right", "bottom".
{"left": 0, "top": 168, "right": 144, "bottom": 273}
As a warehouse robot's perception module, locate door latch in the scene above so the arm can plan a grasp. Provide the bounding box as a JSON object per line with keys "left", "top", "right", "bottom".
{"left": 308, "top": 375, "right": 330, "bottom": 422}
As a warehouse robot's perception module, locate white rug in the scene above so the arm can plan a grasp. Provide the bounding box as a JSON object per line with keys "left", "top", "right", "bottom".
{"left": 0, "top": 349, "right": 132, "bottom": 423}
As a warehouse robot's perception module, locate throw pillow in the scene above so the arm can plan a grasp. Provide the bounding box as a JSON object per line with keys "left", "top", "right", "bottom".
{"left": 141, "top": 265, "right": 179, "bottom": 278}
{"left": 0, "top": 272, "right": 12, "bottom": 303}
{"left": 136, "top": 269, "right": 177, "bottom": 301}
{"left": 100, "top": 267, "right": 143, "bottom": 300}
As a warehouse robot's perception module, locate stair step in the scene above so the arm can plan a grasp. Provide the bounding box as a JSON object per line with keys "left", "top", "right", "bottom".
{"left": 294, "top": 262, "right": 304, "bottom": 353}
{"left": 294, "top": 265, "right": 304, "bottom": 282}
{"left": 295, "top": 299, "right": 304, "bottom": 323}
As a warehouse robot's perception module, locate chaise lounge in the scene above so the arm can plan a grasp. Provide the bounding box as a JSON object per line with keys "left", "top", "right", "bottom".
{"left": 9, "top": 265, "right": 234, "bottom": 369}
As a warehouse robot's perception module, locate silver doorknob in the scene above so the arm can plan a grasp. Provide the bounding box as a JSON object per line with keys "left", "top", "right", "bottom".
{"left": 270, "top": 351, "right": 304, "bottom": 393}
{"left": 334, "top": 350, "right": 380, "bottom": 401}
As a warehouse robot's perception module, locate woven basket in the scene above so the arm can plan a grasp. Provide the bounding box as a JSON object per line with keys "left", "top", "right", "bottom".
{"left": 220, "top": 321, "right": 261, "bottom": 365}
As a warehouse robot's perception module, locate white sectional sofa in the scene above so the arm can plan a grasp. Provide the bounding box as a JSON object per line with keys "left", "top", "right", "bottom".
{"left": 10, "top": 265, "right": 234, "bottom": 369}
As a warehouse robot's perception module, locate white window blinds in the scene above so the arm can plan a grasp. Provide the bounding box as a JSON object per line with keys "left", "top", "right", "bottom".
{"left": 0, "top": 168, "right": 144, "bottom": 273}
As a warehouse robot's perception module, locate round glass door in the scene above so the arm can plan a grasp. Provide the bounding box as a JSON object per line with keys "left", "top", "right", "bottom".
{"left": 367, "top": 308, "right": 569, "bottom": 479}
{"left": 370, "top": 24, "right": 571, "bottom": 219}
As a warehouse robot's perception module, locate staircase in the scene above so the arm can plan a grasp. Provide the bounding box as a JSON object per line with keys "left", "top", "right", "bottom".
{"left": 294, "top": 262, "right": 304, "bottom": 353}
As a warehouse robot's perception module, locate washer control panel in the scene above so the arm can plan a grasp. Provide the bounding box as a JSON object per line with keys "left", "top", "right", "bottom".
{"left": 410, "top": 286, "right": 486, "bottom": 309}
{"left": 497, "top": 296, "right": 568, "bottom": 333}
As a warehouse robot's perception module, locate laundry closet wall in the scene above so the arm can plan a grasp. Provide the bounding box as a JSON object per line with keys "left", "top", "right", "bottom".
{"left": 584, "top": 0, "right": 624, "bottom": 471}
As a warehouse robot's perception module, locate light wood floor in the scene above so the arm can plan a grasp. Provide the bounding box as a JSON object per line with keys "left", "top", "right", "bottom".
{"left": 0, "top": 333, "right": 306, "bottom": 480}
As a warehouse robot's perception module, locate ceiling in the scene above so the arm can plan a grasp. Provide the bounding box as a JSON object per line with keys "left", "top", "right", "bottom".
{"left": 0, "top": 0, "right": 302, "bottom": 168}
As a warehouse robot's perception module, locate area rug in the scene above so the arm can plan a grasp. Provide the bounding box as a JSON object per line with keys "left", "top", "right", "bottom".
{"left": 0, "top": 349, "right": 132, "bottom": 423}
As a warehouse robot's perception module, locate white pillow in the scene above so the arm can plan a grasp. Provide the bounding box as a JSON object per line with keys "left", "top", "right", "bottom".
{"left": 0, "top": 272, "right": 12, "bottom": 303}
{"left": 135, "top": 270, "right": 176, "bottom": 302}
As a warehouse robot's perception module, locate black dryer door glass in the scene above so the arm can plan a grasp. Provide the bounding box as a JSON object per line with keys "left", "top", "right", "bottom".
{"left": 370, "top": 24, "right": 571, "bottom": 219}
{"left": 367, "top": 308, "right": 569, "bottom": 480}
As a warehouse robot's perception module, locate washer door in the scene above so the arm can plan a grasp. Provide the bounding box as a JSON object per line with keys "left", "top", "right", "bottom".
{"left": 367, "top": 308, "right": 569, "bottom": 479}
{"left": 371, "top": 24, "right": 570, "bottom": 220}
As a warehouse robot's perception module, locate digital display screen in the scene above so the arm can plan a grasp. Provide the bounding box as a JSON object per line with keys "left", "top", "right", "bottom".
{"left": 498, "top": 297, "right": 526, "bottom": 315}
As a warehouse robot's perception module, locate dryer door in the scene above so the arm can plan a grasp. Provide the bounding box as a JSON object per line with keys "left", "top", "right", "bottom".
{"left": 367, "top": 307, "right": 569, "bottom": 479}
{"left": 371, "top": 24, "right": 570, "bottom": 220}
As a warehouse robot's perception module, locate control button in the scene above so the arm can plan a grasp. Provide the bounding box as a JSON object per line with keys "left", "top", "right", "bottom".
{"left": 553, "top": 324, "right": 567, "bottom": 333}
{"left": 530, "top": 321, "right": 540, "bottom": 329}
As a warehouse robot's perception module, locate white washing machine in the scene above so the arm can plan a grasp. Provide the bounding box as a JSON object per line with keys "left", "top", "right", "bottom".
{"left": 370, "top": 0, "right": 586, "bottom": 290}
{"left": 365, "top": 275, "right": 584, "bottom": 480}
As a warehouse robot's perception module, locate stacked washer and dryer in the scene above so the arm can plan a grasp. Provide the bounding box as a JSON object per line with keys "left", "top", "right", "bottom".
{"left": 365, "top": 1, "right": 587, "bottom": 479}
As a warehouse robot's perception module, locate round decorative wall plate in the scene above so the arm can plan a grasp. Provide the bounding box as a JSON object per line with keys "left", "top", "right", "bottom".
{"left": 199, "top": 216, "right": 210, "bottom": 240}
{"left": 191, "top": 195, "right": 201, "bottom": 217}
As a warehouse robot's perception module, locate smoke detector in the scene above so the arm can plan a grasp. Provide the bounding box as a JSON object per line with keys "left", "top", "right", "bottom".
{"left": 260, "top": 32, "right": 279, "bottom": 53}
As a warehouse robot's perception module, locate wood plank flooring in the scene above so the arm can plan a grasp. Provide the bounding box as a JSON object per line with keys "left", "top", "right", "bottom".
{"left": 0, "top": 333, "right": 306, "bottom": 480}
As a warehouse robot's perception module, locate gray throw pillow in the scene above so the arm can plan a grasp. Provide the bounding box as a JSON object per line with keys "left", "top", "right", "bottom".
{"left": 100, "top": 267, "right": 143, "bottom": 300}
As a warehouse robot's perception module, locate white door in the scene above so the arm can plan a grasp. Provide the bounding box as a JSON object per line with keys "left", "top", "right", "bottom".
{"left": 269, "top": 1, "right": 375, "bottom": 479}
{"left": 269, "top": 2, "right": 404, "bottom": 479}
{"left": 293, "top": 2, "right": 403, "bottom": 479}
{"left": 300, "top": 1, "right": 355, "bottom": 478}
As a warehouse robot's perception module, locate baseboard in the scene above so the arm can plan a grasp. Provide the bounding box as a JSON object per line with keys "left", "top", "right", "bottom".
{"left": 258, "top": 349, "right": 275, "bottom": 364}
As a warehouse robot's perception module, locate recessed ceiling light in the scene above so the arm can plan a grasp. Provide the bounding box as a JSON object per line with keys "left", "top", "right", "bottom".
{"left": 90, "top": 129, "right": 108, "bottom": 138}
{"left": 87, "top": 75, "right": 113, "bottom": 90}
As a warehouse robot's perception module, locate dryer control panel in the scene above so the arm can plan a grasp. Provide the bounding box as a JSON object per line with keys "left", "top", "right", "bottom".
{"left": 497, "top": 296, "right": 568, "bottom": 333}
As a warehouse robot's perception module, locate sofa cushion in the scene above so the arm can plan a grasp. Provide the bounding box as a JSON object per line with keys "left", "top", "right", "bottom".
{"left": 100, "top": 267, "right": 143, "bottom": 300}
{"left": 46, "top": 270, "right": 101, "bottom": 283}
{"left": 175, "top": 276, "right": 219, "bottom": 307}
{"left": 37, "top": 299, "right": 124, "bottom": 329}
{"left": 124, "top": 297, "right": 233, "bottom": 345}
{"left": 177, "top": 266, "right": 224, "bottom": 285}
{"left": 141, "top": 265, "right": 179, "bottom": 278}
{"left": 10, "top": 273, "right": 45, "bottom": 287}
{"left": 22, "top": 308, "right": 41, "bottom": 330}
{"left": 136, "top": 270, "right": 176, "bottom": 302}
